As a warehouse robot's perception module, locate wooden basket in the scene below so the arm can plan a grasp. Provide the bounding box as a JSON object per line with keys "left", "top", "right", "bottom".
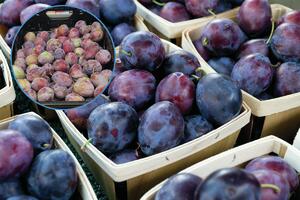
{"left": 270, "top": 0, "right": 300, "bottom": 9}
{"left": 56, "top": 39, "right": 251, "bottom": 200}
{"left": 141, "top": 135, "right": 300, "bottom": 199}
{"left": 0, "top": 49, "right": 15, "bottom": 120}
{"left": 0, "top": 112, "right": 98, "bottom": 200}
{"left": 181, "top": 4, "right": 300, "bottom": 143}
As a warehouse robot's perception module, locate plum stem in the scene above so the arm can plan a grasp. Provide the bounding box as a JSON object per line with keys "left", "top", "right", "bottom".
{"left": 191, "top": 74, "right": 200, "bottom": 81}
{"left": 195, "top": 67, "right": 206, "bottom": 76}
{"left": 152, "top": 0, "right": 165, "bottom": 6}
{"left": 208, "top": 9, "right": 217, "bottom": 17}
{"left": 271, "top": 62, "right": 281, "bottom": 68}
{"left": 261, "top": 184, "right": 281, "bottom": 193}
{"left": 202, "top": 37, "right": 209, "bottom": 46}
{"left": 81, "top": 138, "right": 93, "bottom": 152}
{"left": 43, "top": 143, "right": 50, "bottom": 148}
{"left": 266, "top": 19, "right": 275, "bottom": 44}
{"left": 121, "top": 49, "right": 132, "bottom": 57}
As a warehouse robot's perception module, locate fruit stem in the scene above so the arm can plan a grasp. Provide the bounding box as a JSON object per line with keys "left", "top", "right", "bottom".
{"left": 121, "top": 49, "right": 132, "bottom": 57}
{"left": 261, "top": 184, "right": 281, "bottom": 193}
{"left": 208, "top": 9, "right": 217, "bottom": 17}
{"left": 152, "top": 0, "right": 165, "bottom": 6}
{"left": 271, "top": 62, "right": 281, "bottom": 68}
{"left": 202, "top": 37, "right": 209, "bottom": 46}
{"left": 195, "top": 67, "right": 206, "bottom": 77}
{"left": 191, "top": 74, "right": 200, "bottom": 81}
{"left": 81, "top": 138, "right": 93, "bottom": 152}
{"left": 266, "top": 19, "right": 275, "bottom": 44}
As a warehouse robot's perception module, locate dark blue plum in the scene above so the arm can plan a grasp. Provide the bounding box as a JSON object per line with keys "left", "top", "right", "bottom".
{"left": 5, "top": 26, "right": 20, "bottom": 47}
{"left": 119, "top": 31, "right": 166, "bottom": 71}
{"left": 184, "top": 115, "right": 214, "bottom": 142}
{"left": 155, "top": 173, "right": 203, "bottom": 200}
{"left": 0, "top": 0, "right": 34, "bottom": 27}
{"left": 7, "top": 195, "right": 38, "bottom": 200}
{"left": 277, "top": 10, "right": 300, "bottom": 26}
{"left": 194, "top": 168, "right": 261, "bottom": 200}
{"left": 20, "top": 3, "right": 50, "bottom": 24}
{"left": 8, "top": 114, "right": 53, "bottom": 153}
{"left": 185, "top": 0, "right": 219, "bottom": 17}
{"left": 159, "top": 2, "right": 191, "bottom": 23}
{"left": 111, "top": 23, "right": 136, "bottom": 46}
{"left": 162, "top": 50, "right": 200, "bottom": 76}
{"left": 65, "top": 94, "right": 110, "bottom": 130}
{"left": 196, "top": 73, "right": 242, "bottom": 126}
{"left": 0, "top": 130, "right": 33, "bottom": 181}
{"left": 27, "top": 150, "right": 78, "bottom": 200}
{"left": 100, "top": 0, "right": 136, "bottom": 25}
{"left": 274, "top": 62, "right": 300, "bottom": 97}
{"left": 270, "top": 23, "right": 300, "bottom": 62}
{"left": 66, "top": 0, "right": 100, "bottom": 18}
{"left": 237, "top": 39, "right": 269, "bottom": 59}
{"left": 155, "top": 72, "right": 195, "bottom": 115}
{"left": 245, "top": 156, "right": 299, "bottom": 191}
{"left": 0, "top": 179, "right": 24, "bottom": 199}
{"left": 208, "top": 57, "right": 235, "bottom": 76}
{"left": 108, "top": 69, "right": 156, "bottom": 110}
{"left": 231, "top": 53, "right": 273, "bottom": 96}
{"left": 138, "top": 101, "right": 184, "bottom": 156}
{"left": 109, "top": 149, "right": 139, "bottom": 164}
{"left": 200, "top": 19, "right": 247, "bottom": 56}
{"left": 250, "top": 170, "right": 290, "bottom": 200}
{"left": 88, "top": 102, "right": 138, "bottom": 154}
{"left": 237, "top": 0, "right": 272, "bottom": 37}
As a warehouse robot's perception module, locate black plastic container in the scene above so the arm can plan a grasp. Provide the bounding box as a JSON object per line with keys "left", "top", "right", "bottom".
{"left": 11, "top": 5, "right": 115, "bottom": 110}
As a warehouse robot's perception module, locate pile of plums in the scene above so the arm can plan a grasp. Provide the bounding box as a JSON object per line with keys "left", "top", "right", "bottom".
{"left": 155, "top": 155, "right": 299, "bottom": 200}
{"left": 66, "top": 30, "right": 243, "bottom": 164}
{"left": 0, "top": 114, "right": 78, "bottom": 200}
{"left": 138, "top": 0, "right": 245, "bottom": 23}
{"left": 13, "top": 20, "right": 113, "bottom": 102}
{"left": 1, "top": 0, "right": 138, "bottom": 47}
{"left": 193, "top": 0, "right": 300, "bottom": 100}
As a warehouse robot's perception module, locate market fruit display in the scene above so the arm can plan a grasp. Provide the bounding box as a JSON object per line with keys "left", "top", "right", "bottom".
{"left": 138, "top": 0, "right": 245, "bottom": 23}
{"left": 0, "top": 114, "right": 78, "bottom": 200}
{"left": 155, "top": 155, "right": 299, "bottom": 200}
{"left": 0, "top": 0, "right": 138, "bottom": 48}
{"left": 66, "top": 30, "right": 243, "bottom": 164}
{"left": 193, "top": 0, "right": 300, "bottom": 99}
{"left": 12, "top": 20, "right": 113, "bottom": 103}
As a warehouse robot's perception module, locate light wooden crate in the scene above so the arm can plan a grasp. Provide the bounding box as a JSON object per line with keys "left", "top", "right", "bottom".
{"left": 0, "top": 49, "right": 15, "bottom": 120}
{"left": 181, "top": 4, "right": 300, "bottom": 143}
{"left": 56, "top": 39, "right": 251, "bottom": 200}
{"left": 142, "top": 134, "right": 300, "bottom": 199}
{"left": 270, "top": 0, "right": 300, "bottom": 9}
{"left": 0, "top": 112, "right": 98, "bottom": 200}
